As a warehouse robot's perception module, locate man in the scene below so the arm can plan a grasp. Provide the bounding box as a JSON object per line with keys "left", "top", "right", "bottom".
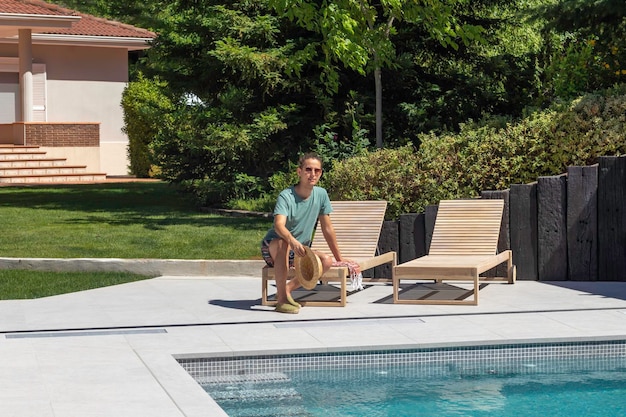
{"left": 261, "top": 153, "right": 344, "bottom": 313}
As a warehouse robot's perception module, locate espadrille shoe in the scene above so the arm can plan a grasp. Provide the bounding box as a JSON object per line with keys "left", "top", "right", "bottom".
{"left": 275, "top": 303, "right": 300, "bottom": 314}
{"left": 286, "top": 294, "right": 301, "bottom": 308}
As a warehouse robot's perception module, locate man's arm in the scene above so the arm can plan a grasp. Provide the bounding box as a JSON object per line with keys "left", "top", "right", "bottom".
{"left": 273, "top": 214, "right": 306, "bottom": 257}
{"left": 319, "top": 214, "right": 342, "bottom": 262}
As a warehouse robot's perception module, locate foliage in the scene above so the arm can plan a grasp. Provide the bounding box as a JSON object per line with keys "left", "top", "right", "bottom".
{"left": 49, "top": 0, "right": 626, "bottom": 215}
{"left": 542, "top": 35, "right": 598, "bottom": 98}
{"left": 270, "top": 0, "right": 486, "bottom": 147}
{"left": 268, "top": 161, "right": 299, "bottom": 192}
{"left": 312, "top": 90, "right": 372, "bottom": 169}
{"left": 537, "top": 0, "right": 626, "bottom": 101}
{"left": 270, "top": 0, "right": 483, "bottom": 89}
{"left": 150, "top": 100, "right": 292, "bottom": 183}
{"left": 121, "top": 74, "right": 173, "bottom": 177}
{"left": 139, "top": 0, "right": 335, "bottom": 204}
{"left": 324, "top": 85, "right": 626, "bottom": 219}
{"left": 179, "top": 172, "right": 270, "bottom": 209}
{"left": 225, "top": 194, "right": 276, "bottom": 213}
{"left": 46, "top": 0, "right": 162, "bottom": 30}
{"left": 384, "top": 0, "right": 547, "bottom": 139}
{"left": 324, "top": 146, "right": 422, "bottom": 219}
{"left": 313, "top": 124, "right": 370, "bottom": 171}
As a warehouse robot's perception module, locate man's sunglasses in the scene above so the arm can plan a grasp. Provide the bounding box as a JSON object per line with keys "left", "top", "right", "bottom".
{"left": 304, "top": 167, "right": 323, "bottom": 175}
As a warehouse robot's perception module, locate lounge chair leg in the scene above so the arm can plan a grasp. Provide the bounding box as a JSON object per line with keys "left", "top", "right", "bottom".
{"left": 473, "top": 275, "right": 479, "bottom": 305}
{"left": 339, "top": 270, "right": 347, "bottom": 307}
{"left": 261, "top": 276, "right": 269, "bottom": 306}
{"left": 392, "top": 278, "right": 399, "bottom": 303}
{"left": 508, "top": 254, "right": 516, "bottom": 284}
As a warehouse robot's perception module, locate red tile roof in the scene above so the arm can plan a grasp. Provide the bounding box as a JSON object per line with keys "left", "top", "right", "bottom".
{"left": 0, "top": 0, "right": 70, "bottom": 15}
{"left": 0, "top": 0, "right": 155, "bottom": 39}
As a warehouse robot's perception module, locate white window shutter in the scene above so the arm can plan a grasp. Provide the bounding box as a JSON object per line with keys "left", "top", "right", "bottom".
{"left": 32, "top": 63, "right": 46, "bottom": 122}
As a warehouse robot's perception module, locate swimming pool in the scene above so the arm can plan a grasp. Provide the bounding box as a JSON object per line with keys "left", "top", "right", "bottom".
{"left": 179, "top": 340, "right": 626, "bottom": 416}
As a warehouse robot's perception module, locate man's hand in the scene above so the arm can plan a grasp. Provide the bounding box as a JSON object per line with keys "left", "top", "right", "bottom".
{"left": 290, "top": 237, "right": 305, "bottom": 257}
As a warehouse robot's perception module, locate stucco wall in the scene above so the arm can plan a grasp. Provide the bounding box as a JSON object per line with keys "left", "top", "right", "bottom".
{"left": 100, "top": 141, "right": 129, "bottom": 175}
{"left": 0, "top": 44, "right": 131, "bottom": 175}
{"left": 34, "top": 45, "right": 129, "bottom": 175}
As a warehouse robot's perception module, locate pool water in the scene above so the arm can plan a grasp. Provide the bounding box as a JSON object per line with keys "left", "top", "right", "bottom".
{"left": 203, "top": 359, "right": 626, "bottom": 417}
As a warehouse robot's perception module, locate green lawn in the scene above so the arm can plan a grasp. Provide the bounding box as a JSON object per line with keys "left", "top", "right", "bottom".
{"left": 0, "top": 182, "right": 273, "bottom": 299}
{"left": 0, "top": 182, "right": 272, "bottom": 260}
{"left": 0, "top": 269, "right": 153, "bottom": 299}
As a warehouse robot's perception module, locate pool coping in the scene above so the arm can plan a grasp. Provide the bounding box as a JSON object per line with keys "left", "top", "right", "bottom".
{"left": 171, "top": 334, "right": 626, "bottom": 360}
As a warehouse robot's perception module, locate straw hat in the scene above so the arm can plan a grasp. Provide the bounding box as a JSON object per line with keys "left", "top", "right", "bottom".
{"left": 294, "top": 246, "right": 322, "bottom": 290}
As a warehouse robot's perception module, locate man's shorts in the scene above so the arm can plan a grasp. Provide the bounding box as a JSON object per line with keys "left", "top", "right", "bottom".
{"left": 261, "top": 239, "right": 312, "bottom": 267}
{"left": 261, "top": 239, "right": 295, "bottom": 267}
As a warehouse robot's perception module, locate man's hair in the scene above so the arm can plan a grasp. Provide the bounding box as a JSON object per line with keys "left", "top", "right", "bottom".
{"left": 298, "top": 152, "right": 323, "bottom": 168}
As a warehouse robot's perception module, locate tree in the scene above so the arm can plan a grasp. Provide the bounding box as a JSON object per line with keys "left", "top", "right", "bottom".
{"left": 147, "top": 2, "right": 278, "bottom": 174}
{"left": 269, "top": 0, "right": 483, "bottom": 147}
{"left": 538, "top": 0, "right": 626, "bottom": 99}
{"left": 134, "top": 0, "right": 339, "bottom": 203}
{"left": 383, "top": 0, "right": 547, "bottom": 138}
{"left": 47, "top": 0, "right": 162, "bottom": 31}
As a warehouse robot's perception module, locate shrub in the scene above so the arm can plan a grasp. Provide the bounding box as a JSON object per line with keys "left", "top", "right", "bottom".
{"left": 324, "top": 85, "right": 626, "bottom": 219}
{"left": 324, "top": 146, "right": 423, "bottom": 219}
{"left": 121, "top": 74, "right": 173, "bottom": 177}
{"left": 180, "top": 179, "right": 229, "bottom": 208}
{"left": 422, "top": 84, "right": 626, "bottom": 204}
{"left": 268, "top": 162, "right": 299, "bottom": 193}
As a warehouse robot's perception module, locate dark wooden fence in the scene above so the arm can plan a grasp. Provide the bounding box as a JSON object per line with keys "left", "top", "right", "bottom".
{"left": 371, "top": 155, "right": 626, "bottom": 281}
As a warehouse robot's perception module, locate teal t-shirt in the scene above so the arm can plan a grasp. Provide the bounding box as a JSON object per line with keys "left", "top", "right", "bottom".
{"left": 263, "top": 186, "right": 333, "bottom": 245}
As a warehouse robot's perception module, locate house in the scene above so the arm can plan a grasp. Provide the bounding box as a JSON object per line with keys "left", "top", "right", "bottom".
{"left": 0, "top": 0, "right": 155, "bottom": 180}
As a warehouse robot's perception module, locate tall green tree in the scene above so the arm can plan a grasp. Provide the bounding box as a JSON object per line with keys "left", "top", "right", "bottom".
{"left": 384, "top": 0, "right": 546, "bottom": 138}
{"left": 138, "top": 0, "right": 329, "bottom": 197}
{"left": 269, "top": 0, "right": 484, "bottom": 147}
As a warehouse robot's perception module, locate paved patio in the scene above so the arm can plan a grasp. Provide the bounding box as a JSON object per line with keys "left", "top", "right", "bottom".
{"left": 2, "top": 270, "right": 626, "bottom": 416}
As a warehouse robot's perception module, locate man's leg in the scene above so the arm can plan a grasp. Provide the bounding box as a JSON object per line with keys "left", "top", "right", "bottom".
{"left": 268, "top": 238, "right": 297, "bottom": 306}
{"left": 315, "top": 251, "right": 333, "bottom": 273}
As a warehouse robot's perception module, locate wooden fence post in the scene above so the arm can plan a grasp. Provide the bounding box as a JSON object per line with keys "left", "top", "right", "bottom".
{"left": 567, "top": 165, "right": 598, "bottom": 281}
{"left": 598, "top": 156, "right": 626, "bottom": 281}
{"left": 481, "top": 190, "right": 511, "bottom": 251}
{"left": 510, "top": 183, "right": 538, "bottom": 280}
{"left": 481, "top": 190, "right": 511, "bottom": 277}
{"left": 373, "top": 220, "right": 399, "bottom": 278}
{"left": 392, "top": 156, "right": 625, "bottom": 282}
{"left": 424, "top": 204, "right": 438, "bottom": 253}
{"left": 399, "top": 213, "right": 426, "bottom": 263}
{"left": 538, "top": 174, "right": 568, "bottom": 281}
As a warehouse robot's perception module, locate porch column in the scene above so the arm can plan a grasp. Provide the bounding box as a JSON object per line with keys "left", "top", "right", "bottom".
{"left": 18, "top": 29, "right": 33, "bottom": 122}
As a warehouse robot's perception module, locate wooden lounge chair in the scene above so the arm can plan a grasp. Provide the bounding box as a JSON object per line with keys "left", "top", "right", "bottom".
{"left": 261, "top": 200, "right": 397, "bottom": 307}
{"left": 393, "top": 199, "right": 515, "bottom": 305}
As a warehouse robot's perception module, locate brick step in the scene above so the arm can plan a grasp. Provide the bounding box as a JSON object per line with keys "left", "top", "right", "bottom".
{"left": 0, "top": 151, "right": 48, "bottom": 160}
{"left": 0, "top": 145, "right": 41, "bottom": 152}
{"left": 0, "top": 144, "right": 108, "bottom": 184}
{"left": 0, "top": 158, "right": 67, "bottom": 168}
{"left": 0, "top": 165, "right": 90, "bottom": 176}
{"left": 0, "top": 172, "right": 108, "bottom": 184}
